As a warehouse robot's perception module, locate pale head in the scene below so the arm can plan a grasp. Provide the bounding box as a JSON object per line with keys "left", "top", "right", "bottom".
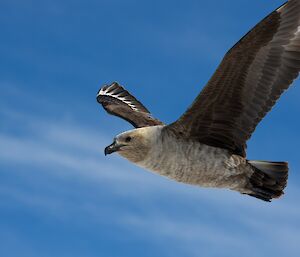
{"left": 104, "top": 126, "right": 163, "bottom": 163}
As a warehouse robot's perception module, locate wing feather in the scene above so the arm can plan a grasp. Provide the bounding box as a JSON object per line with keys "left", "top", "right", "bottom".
{"left": 97, "top": 82, "right": 163, "bottom": 128}
{"left": 167, "top": 0, "right": 300, "bottom": 157}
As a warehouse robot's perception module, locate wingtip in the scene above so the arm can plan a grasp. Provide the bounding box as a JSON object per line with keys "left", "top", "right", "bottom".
{"left": 96, "top": 82, "right": 146, "bottom": 112}
{"left": 96, "top": 82, "right": 119, "bottom": 101}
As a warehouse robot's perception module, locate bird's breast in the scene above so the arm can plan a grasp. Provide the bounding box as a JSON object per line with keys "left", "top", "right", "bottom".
{"left": 137, "top": 136, "right": 246, "bottom": 189}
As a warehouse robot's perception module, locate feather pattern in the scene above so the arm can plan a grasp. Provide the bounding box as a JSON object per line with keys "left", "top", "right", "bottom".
{"left": 167, "top": 0, "right": 300, "bottom": 157}
{"left": 97, "top": 82, "right": 164, "bottom": 128}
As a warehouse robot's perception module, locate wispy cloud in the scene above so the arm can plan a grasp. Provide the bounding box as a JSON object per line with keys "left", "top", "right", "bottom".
{"left": 1, "top": 83, "right": 300, "bottom": 257}
{"left": 1, "top": 108, "right": 300, "bottom": 257}
{"left": 2, "top": 1, "right": 300, "bottom": 256}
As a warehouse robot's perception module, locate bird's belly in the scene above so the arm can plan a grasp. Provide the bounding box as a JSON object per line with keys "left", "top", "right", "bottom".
{"left": 138, "top": 142, "right": 246, "bottom": 189}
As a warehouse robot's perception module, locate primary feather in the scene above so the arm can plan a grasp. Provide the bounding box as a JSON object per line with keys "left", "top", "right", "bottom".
{"left": 168, "top": 0, "right": 300, "bottom": 157}
{"left": 97, "top": 82, "right": 163, "bottom": 128}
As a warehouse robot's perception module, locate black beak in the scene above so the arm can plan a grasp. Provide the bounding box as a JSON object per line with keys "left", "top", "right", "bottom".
{"left": 104, "top": 141, "right": 121, "bottom": 156}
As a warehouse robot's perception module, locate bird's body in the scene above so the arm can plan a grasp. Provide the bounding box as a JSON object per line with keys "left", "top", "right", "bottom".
{"left": 97, "top": 0, "right": 299, "bottom": 202}
{"left": 135, "top": 126, "right": 250, "bottom": 192}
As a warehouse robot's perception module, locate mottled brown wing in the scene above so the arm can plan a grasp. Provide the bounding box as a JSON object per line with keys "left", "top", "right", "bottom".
{"left": 167, "top": 0, "right": 300, "bottom": 157}
{"left": 97, "top": 82, "right": 164, "bottom": 128}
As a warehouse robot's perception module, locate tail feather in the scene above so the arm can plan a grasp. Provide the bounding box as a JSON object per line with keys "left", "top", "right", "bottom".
{"left": 246, "top": 161, "right": 288, "bottom": 202}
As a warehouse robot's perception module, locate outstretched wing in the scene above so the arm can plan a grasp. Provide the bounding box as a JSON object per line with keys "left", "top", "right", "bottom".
{"left": 97, "top": 82, "right": 164, "bottom": 128}
{"left": 167, "top": 0, "right": 300, "bottom": 157}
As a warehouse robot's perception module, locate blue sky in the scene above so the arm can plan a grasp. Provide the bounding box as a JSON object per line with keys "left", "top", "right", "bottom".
{"left": 1, "top": 0, "right": 300, "bottom": 256}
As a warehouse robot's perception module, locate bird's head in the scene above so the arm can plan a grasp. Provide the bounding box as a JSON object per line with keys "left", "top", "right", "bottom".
{"left": 104, "top": 126, "right": 162, "bottom": 163}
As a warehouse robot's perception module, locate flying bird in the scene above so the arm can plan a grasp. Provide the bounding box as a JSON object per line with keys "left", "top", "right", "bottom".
{"left": 97, "top": 0, "right": 300, "bottom": 202}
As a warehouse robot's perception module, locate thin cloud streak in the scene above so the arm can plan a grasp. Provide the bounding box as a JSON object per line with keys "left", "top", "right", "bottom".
{"left": 1, "top": 108, "right": 300, "bottom": 257}
{"left": 1, "top": 1, "right": 300, "bottom": 257}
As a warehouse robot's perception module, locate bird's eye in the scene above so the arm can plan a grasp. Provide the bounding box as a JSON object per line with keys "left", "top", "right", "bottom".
{"left": 125, "top": 136, "right": 132, "bottom": 142}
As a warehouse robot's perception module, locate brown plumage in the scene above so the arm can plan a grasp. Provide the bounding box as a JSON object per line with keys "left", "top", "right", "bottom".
{"left": 168, "top": 0, "right": 300, "bottom": 157}
{"left": 97, "top": 1, "right": 300, "bottom": 202}
{"left": 97, "top": 82, "right": 163, "bottom": 128}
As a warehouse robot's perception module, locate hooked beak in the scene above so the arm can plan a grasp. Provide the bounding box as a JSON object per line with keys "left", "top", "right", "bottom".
{"left": 104, "top": 140, "right": 122, "bottom": 156}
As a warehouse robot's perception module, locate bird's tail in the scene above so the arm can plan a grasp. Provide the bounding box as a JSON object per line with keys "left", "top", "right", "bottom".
{"left": 245, "top": 160, "right": 288, "bottom": 202}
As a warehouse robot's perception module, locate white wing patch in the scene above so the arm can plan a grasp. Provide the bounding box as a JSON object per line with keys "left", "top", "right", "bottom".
{"left": 97, "top": 84, "right": 140, "bottom": 111}
{"left": 292, "top": 24, "right": 300, "bottom": 41}
{"left": 281, "top": 5, "right": 300, "bottom": 51}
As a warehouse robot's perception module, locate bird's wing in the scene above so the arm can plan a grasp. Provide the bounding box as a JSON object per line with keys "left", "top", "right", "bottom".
{"left": 167, "top": 0, "right": 300, "bottom": 157}
{"left": 97, "top": 82, "right": 164, "bottom": 128}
